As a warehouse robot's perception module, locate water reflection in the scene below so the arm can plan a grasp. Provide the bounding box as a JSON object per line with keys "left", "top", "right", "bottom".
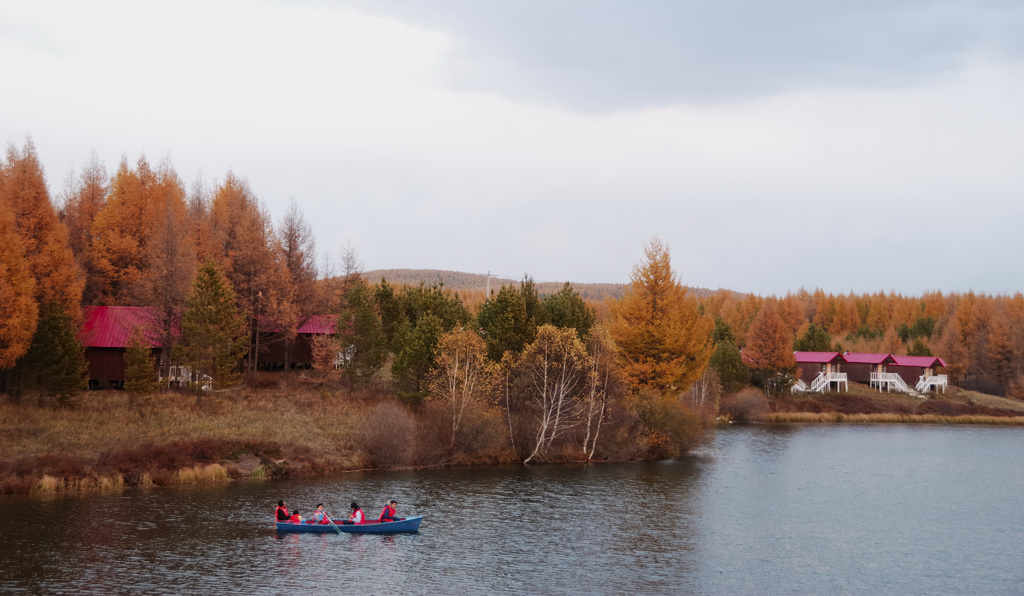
{"left": 2, "top": 426, "right": 1023, "bottom": 594}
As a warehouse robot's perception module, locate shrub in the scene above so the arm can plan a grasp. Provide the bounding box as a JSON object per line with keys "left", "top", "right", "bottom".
{"left": 629, "top": 388, "right": 707, "bottom": 459}
{"left": 357, "top": 402, "right": 415, "bottom": 469}
{"left": 722, "top": 388, "right": 769, "bottom": 423}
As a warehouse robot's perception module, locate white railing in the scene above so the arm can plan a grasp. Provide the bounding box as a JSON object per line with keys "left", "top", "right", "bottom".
{"left": 160, "top": 365, "right": 213, "bottom": 391}
{"left": 916, "top": 374, "right": 948, "bottom": 393}
{"left": 810, "top": 372, "right": 848, "bottom": 393}
{"left": 870, "top": 372, "right": 912, "bottom": 394}
{"left": 791, "top": 379, "right": 808, "bottom": 393}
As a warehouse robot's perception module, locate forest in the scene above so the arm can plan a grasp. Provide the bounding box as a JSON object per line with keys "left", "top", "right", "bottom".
{"left": 2, "top": 138, "right": 1024, "bottom": 484}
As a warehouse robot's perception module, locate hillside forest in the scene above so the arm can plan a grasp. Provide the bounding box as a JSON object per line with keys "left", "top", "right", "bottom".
{"left": 2, "top": 140, "right": 1024, "bottom": 464}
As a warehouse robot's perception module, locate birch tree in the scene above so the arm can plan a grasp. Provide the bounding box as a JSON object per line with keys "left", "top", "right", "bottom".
{"left": 581, "top": 324, "right": 618, "bottom": 461}
{"left": 520, "top": 325, "right": 592, "bottom": 464}
{"left": 427, "top": 327, "right": 496, "bottom": 446}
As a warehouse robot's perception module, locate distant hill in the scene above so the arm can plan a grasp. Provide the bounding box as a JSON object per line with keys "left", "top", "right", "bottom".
{"left": 363, "top": 269, "right": 723, "bottom": 302}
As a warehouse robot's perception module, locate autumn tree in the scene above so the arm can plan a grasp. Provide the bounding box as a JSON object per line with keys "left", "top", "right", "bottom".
{"left": 59, "top": 152, "right": 107, "bottom": 303}
{"left": 278, "top": 200, "right": 320, "bottom": 369}
{"left": 427, "top": 327, "right": 497, "bottom": 446}
{"left": 742, "top": 300, "right": 797, "bottom": 394}
{"left": 208, "top": 173, "right": 291, "bottom": 377}
{"left": 136, "top": 161, "right": 195, "bottom": 372}
{"left": 607, "top": 238, "right": 713, "bottom": 393}
{"left": 938, "top": 320, "right": 969, "bottom": 386}
{"left": 987, "top": 311, "right": 1014, "bottom": 393}
{"left": 310, "top": 333, "right": 342, "bottom": 377}
{"left": 2, "top": 140, "right": 85, "bottom": 400}
{"left": 0, "top": 205, "right": 37, "bottom": 371}
{"left": 87, "top": 156, "right": 158, "bottom": 305}
{"left": 2, "top": 140, "right": 83, "bottom": 319}
{"left": 520, "top": 325, "right": 592, "bottom": 464}
{"left": 175, "top": 260, "right": 248, "bottom": 402}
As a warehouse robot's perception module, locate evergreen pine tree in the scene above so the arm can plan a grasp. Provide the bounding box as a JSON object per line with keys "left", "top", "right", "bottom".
{"left": 124, "top": 326, "right": 158, "bottom": 400}
{"left": 17, "top": 301, "right": 87, "bottom": 405}
{"left": 175, "top": 260, "right": 248, "bottom": 402}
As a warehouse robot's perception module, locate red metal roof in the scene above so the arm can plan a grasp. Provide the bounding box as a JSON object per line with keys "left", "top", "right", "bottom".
{"left": 297, "top": 315, "right": 337, "bottom": 335}
{"left": 843, "top": 352, "right": 896, "bottom": 365}
{"left": 890, "top": 355, "right": 947, "bottom": 368}
{"left": 794, "top": 351, "right": 844, "bottom": 364}
{"left": 80, "top": 306, "right": 164, "bottom": 348}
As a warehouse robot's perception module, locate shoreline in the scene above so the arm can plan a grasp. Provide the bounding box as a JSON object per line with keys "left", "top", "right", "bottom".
{"left": 7, "top": 413, "right": 1024, "bottom": 499}
{"left": 760, "top": 412, "right": 1024, "bottom": 425}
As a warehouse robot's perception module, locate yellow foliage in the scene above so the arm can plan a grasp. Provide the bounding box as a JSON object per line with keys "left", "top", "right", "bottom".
{"left": 607, "top": 238, "right": 713, "bottom": 393}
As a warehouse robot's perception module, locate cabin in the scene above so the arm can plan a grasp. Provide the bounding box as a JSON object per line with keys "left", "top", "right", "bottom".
{"left": 890, "top": 355, "right": 948, "bottom": 393}
{"left": 80, "top": 306, "right": 163, "bottom": 389}
{"left": 792, "top": 350, "right": 947, "bottom": 395}
{"left": 793, "top": 351, "right": 848, "bottom": 392}
{"left": 254, "top": 315, "right": 339, "bottom": 371}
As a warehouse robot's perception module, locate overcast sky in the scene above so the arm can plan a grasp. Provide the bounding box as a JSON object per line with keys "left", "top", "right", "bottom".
{"left": 2, "top": 0, "right": 1023, "bottom": 295}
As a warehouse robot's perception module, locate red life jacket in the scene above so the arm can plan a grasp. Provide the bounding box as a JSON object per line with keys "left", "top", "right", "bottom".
{"left": 378, "top": 505, "right": 396, "bottom": 521}
{"left": 289, "top": 513, "right": 302, "bottom": 523}
{"left": 276, "top": 506, "right": 290, "bottom": 521}
{"left": 350, "top": 509, "right": 364, "bottom": 524}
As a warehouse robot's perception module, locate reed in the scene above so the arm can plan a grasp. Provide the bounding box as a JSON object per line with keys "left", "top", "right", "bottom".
{"left": 33, "top": 474, "right": 63, "bottom": 494}
{"left": 173, "top": 463, "right": 229, "bottom": 485}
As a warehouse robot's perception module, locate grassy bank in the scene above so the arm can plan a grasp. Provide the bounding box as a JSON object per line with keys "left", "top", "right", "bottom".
{"left": 757, "top": 382, "right": 1024, "bottom": 424}
{"left": 762, "top": 412, "right": 1024, "bottom": 424}
{"left": 0, "top": 379, "right": 411, "bottom": 496}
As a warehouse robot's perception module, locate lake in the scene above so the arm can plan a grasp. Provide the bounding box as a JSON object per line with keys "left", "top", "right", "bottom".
{"left": 2, "top": 424, "right": 1022, "bottom": 595}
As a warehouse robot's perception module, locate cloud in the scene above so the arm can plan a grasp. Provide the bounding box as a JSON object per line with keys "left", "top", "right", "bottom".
{"left": 1, "top": 0, "right": 1022, "bottom": 296}
{"left": 347, "top": 0, "right": 1024, "bottom": 110}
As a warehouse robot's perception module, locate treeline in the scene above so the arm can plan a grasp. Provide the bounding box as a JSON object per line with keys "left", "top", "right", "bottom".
{"left": 703, "top": 288, "right": 1024, "bottom": 397}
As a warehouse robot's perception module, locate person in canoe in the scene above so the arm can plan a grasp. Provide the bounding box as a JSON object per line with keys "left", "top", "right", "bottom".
{"left": 342, "top": 502, "right": 364, "bottom": 524}
{"left": 289, "top": 509, "right": 304, "bottom": 523}
{"left": 378, "top": 500, "right": 403, "bottom": 522}
{"left": 312, "top": 504, "right": 331, "bottom": 524}
{"left": 275, "top": 500, "right": 290, "bottom": 522}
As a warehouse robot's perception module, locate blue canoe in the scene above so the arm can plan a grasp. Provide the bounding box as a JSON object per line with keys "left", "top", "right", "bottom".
{"left": 275, "top": 516, "right": 423, "bottom": 534}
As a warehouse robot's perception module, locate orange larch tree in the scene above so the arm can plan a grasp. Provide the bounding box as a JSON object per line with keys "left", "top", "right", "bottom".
{"left": 59, "top": 152, "right": 108, "bottom": 304}
{"left": 2, "top": 140, "right": 83, "bottom": 319}
{"left": 607, "top": 238, "right": 714, "bottom": 394}
{"left": 0, "top": 193, "right": 38, "bottom": 369}
{"left": 742, "top": 299, "right": 797, "bottom": 394}
{"left": 87, "top": 156, "right": 158, "bottom": 305}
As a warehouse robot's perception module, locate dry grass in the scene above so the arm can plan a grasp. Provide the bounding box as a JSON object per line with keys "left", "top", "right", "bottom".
{"left": 0, "top": 376, "right": 381, "bottom": 496}
{"left": 174, "top": 463, "right": 229, "bottom": 484}
{"left": 763, "top": 411, "right": 1024, "bottom": 425}
{"left": 0, "top": 380, "right": 366, "bottom": 464}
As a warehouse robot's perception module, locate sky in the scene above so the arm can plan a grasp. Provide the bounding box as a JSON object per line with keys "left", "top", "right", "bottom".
{"left": 2, "top": 0, "right": 1023, "bottom": 296}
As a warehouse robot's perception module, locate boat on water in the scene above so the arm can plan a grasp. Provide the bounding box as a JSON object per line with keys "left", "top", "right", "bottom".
{"left": 275, "top": 516, "right": 423, "bottom": 534}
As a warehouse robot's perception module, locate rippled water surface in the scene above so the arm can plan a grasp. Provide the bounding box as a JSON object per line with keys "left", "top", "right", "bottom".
{"left": 2, "top": 425, "right": 1023, "bottom": 595}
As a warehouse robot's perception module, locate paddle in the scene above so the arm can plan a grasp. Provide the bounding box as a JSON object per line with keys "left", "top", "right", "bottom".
{"left": 323, "top": 511, "right": 343, "bottom": 535}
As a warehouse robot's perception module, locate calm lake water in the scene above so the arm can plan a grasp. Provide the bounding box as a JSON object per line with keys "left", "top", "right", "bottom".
{"left": 2, "top": 425, "right": 1023, "bottom": 595}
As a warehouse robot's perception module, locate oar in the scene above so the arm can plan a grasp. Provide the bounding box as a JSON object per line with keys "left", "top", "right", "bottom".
{"left": 323, "top": 511, "right": 343, "bottom": 535}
